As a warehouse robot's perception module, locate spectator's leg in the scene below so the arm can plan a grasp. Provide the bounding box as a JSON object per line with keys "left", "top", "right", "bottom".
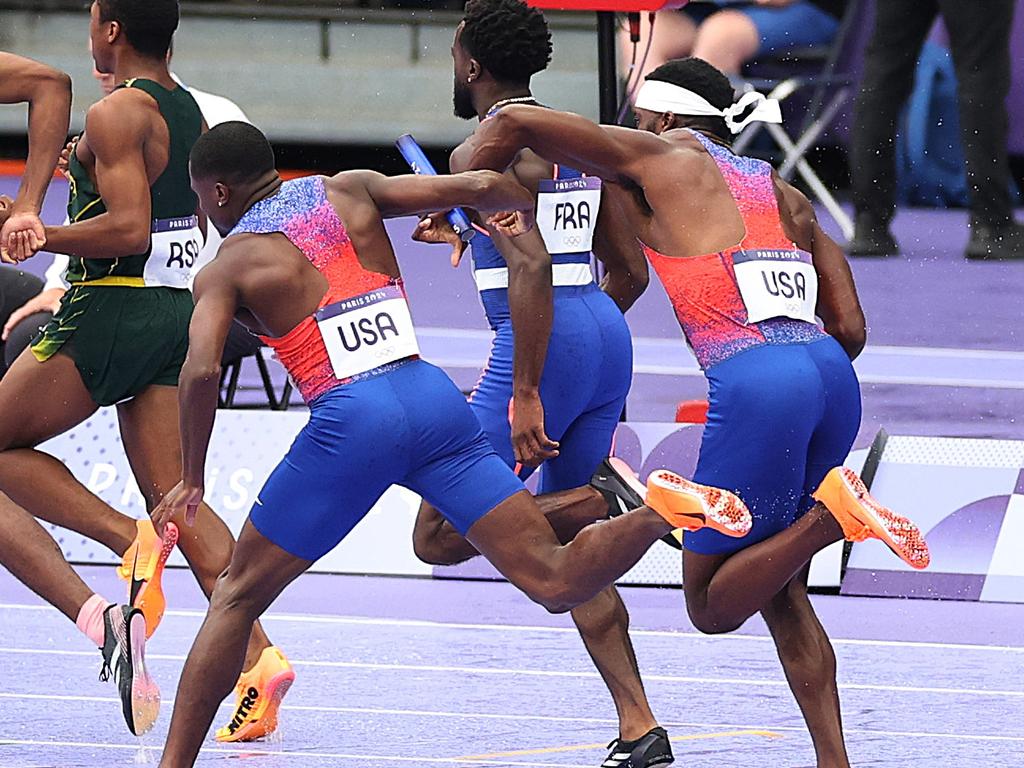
{"left": 939, "top": 0, "right": 1016, "bottom": 230}
{"left": 850, "top": 0, "right": 938, "bottom": 234}
{"left": 0, "top": 268, "right": 43, "bottom": 376}
{"left": 691, "top": 10, "right": 760, "bottom": 75}
{"left": 620, "top": 10, "right": 699, "bottom": 85}
{"left": 4, "top": 311, "right": 52, "bottom": 372}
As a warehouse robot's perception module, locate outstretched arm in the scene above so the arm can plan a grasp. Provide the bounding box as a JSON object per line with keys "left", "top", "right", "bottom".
{"left": 0, "top": 53, "right": 72, "bottom": 257}
{"left": 775, "top": 175, "right": 866, "bottom": 359}
{"left": 333, "top": 169, "right": 535, "bottom": 221}
{"left": 463, "top": 105, "right": 665, "bottom": 185}
{"left": 152, "top": 256, "right": 239, "bottom": 531}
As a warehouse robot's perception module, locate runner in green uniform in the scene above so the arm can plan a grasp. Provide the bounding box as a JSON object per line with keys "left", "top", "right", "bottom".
{"left": 0, "top": 0, "right": 293, "bottom": 740}
{"left": 31, "top": 75, "right": 200, "bottom": 403}
{"left": 0, "top": 52, "right": 163, "bottom": 737}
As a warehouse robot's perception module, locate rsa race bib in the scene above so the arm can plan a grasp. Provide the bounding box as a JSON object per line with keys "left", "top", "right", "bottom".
{"left": 733, "top": 248, "right": 818, "bottom": 325}
{"left": 315, "top": 285, "right": 420, "bottom": 380}
{"left": 536, "top": 177, "right": 601, "bottom": 255}
{"left": 144, "top": 216, "right": 204, "bottom": 289}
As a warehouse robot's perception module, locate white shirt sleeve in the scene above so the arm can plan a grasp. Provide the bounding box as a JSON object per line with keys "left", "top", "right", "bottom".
{"left": 169, "top": 76, "right": 252, "bottom": 285}
{"left": 42, "top": 216, "right": 72, "bottom": 291}
{"left": 171, "top": 74, "right": 252, "bottom": 129}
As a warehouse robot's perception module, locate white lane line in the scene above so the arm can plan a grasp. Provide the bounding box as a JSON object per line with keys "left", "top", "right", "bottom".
{"left": 1, "top": 603, "right": 1019, "bottom": 654}
{"left": 2, "top": 647, "right": 1020, "bottom": 699}
{"left": 419, "top": 327, "right": 1024, "bottom": 362}
{"left": 2, "top": 694, "right": 1021, "bottom": 745}
{"left": 862, "top": 345, "right": 1024, "bottom": 361}
{"left": 435, "top": 358, "right": 1024, "bottom": 389}
{"left": 419, "top": 328, "right": 1024, "bottom": 388}
{"left": 848, "top": 374, "right": 1024, "bottom": 390}
{"left": 0, "top": 739, "right": 589, "bottom": 767}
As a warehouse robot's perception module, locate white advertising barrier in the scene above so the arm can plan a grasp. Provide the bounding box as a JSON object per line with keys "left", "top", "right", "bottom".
{"left": 38, "top": 408, "right": 431, "bottom": 577}
{"left": 40, "top": 411, "right": 846, "bottom": 585}
{"left": 843, "top": 434, "right": 1024, "bottom": 603}
{"left": 437, "top": 422, "right": 850, "bottom": 588}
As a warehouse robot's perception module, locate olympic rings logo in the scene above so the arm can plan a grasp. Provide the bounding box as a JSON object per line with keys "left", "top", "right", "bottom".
{"left": 561, "top": 235, "right": 584, "bottom": 247}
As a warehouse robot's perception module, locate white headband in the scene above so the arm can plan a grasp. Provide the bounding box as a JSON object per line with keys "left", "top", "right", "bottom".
{"left": 634, "top": 80, "right": 782, "bottom": 134}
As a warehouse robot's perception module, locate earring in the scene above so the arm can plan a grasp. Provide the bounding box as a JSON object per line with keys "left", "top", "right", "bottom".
{"left": 218, "top": 201, "right": 226, "bottom": 207}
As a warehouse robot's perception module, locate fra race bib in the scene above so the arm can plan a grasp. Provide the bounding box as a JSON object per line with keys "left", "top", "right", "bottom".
{"left": 144, "top": 216, "right": 204, "bottom": 289}
{"left": 315, "top": 285, "right": 420, "bottom": 380}
{"left": 733, "top": 248, "right": 818, "bottom": 325}
{"left": 536, "top": 177, "right": 602, "bottom": 255}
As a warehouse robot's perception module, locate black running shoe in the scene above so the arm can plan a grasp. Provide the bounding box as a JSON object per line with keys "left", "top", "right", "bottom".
{"left": 99, "top": 604, "right": 160, "bottom": 736}
{"left": 591, "top": 458, "right": 682, "bottom": 550}
{"left": 602, "top": 727, "right": 674, "bottom": 767}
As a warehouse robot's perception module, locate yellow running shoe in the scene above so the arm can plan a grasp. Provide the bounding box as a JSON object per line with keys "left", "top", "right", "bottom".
{"left": 645, "top": 469, "right": 752, "bottom": 537}
{"left": 813, "top": 466, "right": 931, "bottom": 570}
{"left": 117, "top": 519, "right": 179, "bottom": 639}
{"left": 216, "top": 646, "right": 295, "bottom": 742}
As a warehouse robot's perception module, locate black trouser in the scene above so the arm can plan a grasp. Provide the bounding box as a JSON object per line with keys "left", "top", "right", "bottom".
{"left": 0, "top": 268, "right": 48, "bottom": 376}
{"left": 850, "top": 0, "right": 1016, "bottom": 228}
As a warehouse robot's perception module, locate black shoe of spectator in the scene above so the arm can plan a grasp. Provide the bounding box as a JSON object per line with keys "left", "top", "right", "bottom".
{"left": 846, "top": 215, "right": 899, "bottom": 257}
{"left": 965, "top": 221, "right": 1024, "bottom": 261}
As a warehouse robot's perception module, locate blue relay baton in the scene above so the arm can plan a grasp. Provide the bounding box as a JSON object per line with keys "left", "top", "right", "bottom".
{"left": 396, "top": 133, "right": 476, "bottom": 243}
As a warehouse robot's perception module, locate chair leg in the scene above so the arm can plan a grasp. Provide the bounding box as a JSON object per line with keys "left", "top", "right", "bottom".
{"left": 777, "top": 88, "right": 848, "bottom": 179}
{"left": 275, "top": 380, "right": 293, "bottom": 412}
{"left": 220, "top": 361, "right": 242, "bottom": 408}
{"left": 763, "top": 122, "right": 854, "bottom": 241}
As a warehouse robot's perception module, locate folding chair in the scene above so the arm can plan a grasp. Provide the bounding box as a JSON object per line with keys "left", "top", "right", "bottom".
{"left": 219, "top": 347, "right": 295, "bottom": 411}
{"left": 732, "top": 0, "right": 871, "bottom": 241}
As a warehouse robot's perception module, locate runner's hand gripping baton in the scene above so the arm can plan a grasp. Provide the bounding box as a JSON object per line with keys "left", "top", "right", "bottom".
{"left": 396, "top": 134, "right": 476, "bottom": 243}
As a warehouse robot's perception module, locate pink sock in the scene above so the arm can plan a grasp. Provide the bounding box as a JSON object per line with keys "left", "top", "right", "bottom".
{"left": 76, "top": 594, "right": 112, "bottom": 647}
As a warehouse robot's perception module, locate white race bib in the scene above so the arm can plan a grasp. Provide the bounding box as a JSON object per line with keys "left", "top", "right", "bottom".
{"left": 144, "top": 216, "right": 204, "bottom": 289}
{"left": 315, "top": 285, "right": 420, "bottom": 380}
{"left": 536, "top": 177, "right": 602, "bottom": 255}
{"left": 733, "top": 248, "right": 818, "bottom": 324}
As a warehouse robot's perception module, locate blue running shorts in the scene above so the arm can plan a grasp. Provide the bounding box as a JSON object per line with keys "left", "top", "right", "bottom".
{"left": 469, "top": 283, "right": 633, "bottom": 494}
{"left": 250, "top": 359, "right": 526, "bottom": 561}
{"left": 686, "top": 336, "right": 861, "bottom": 556}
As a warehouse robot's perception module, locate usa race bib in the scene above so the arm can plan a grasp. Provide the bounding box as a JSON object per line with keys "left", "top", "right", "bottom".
{"left": 536, "top": 177, "right": 602, "bottom": 255}
{"left": 733, "top": 248, "right": 818, "bottom": 325}
{"left": 315, "top": 285, "right": 420, "bottom": 380}
{"left": 144, "top": 216, "right": 204, "bottom": 289}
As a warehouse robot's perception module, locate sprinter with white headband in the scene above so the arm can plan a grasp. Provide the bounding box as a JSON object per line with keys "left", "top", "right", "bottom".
{"left": 464, "top": 56, "right": 933, "bottom": 768}
{"left": 633, "top": 79, "right": 782, "bottom": 135}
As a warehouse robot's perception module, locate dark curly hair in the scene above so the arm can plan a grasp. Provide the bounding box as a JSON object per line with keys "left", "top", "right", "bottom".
{"left": 461, "top": 0, "right": 552, "bottom": 84}
{"left": 97, "top": 0, "right": 179, "bottom": 60}
{"left": 190, "top": 122, "right": 275, "bottom": 184}
{"left": 645, "top": 57, "right": 736, "bottom": 141}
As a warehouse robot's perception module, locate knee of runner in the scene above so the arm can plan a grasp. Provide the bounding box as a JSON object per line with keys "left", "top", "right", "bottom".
{"left": 524, "top": 577, "right": 576, "bottom": 615}
{"left": 210, "top": 571, "right": 262, "bottom": 618}
{"left": 687, "top": 604, "right": 740, "bottom": 636}
{"left": 411, "top": 524, "right": 454, "bottom": 566}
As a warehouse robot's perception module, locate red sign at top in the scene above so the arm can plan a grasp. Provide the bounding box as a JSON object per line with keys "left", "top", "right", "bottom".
{"left": 525, "top": 1, "right": 689, "bottom": 9}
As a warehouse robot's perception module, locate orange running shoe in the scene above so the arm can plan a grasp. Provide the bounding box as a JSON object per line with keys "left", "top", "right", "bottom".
{"left": 813, "top": 467, "right": 930, "bottom": 570}
{"left": 645, "top": 470, "right": 752, "bottom": 537}
{"left": 216, "top": 646, "right": 295, "bottom": 742}
{"left": 117, "top": 519, "right": 179, "bottom": 639}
